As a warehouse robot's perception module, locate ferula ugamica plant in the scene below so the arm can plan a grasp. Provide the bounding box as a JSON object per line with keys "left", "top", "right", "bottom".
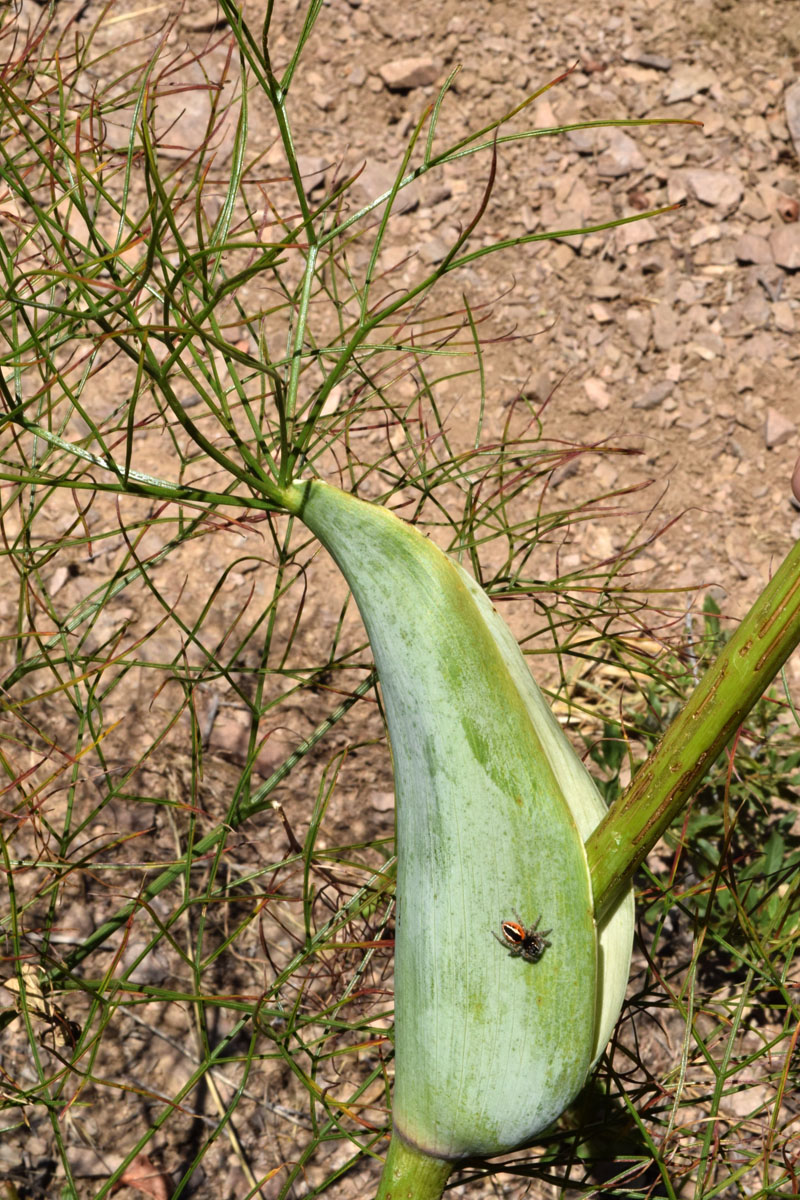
{"left": 285, "top": 480, "right": 634, "bottom": 1191}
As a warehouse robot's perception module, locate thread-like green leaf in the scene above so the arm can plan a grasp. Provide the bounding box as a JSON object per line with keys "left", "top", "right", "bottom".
{"left": 288, "top": 480, "right": 632, "bottom": 1158}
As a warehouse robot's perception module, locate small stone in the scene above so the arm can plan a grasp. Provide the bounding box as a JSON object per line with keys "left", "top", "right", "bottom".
{"left": 379, "top": 57, "right": 439, "bottom": 90}
{"left": 372, "top": 791, "right": 395, "bottom": 812}
{"left": 742, "top": 291, "right": 771, "bottom": 328}
{"left": 550, "top": 459, "right": 582, "bottom": 488}
{"left": 653, "top": 302, "right": 679, "bottom": 351}
{"left": 396, "top": 112, "right": 416, "bottom": 139}
{"left": 616, "top": 219, "right": 661, "bottom": 251}
{"left": 49, "top": 565, "right": 70, "bottom": 596}
{"left": 756, "top": 266, "right": 784, "bottom": 301}
{"left": 296, "top": 155, "right": 328, "bottom": 196}
{"left": 152, "top": 58, "right": 233, "bottom": 158}
{"left": 767, "top": 111, "right": 790, "bottom": 142}
{"left": 120, "top": 939, "right": 171, "bottom": 984}
{"left": 685, "top": 169, "right": 743, "bottom": 213}
{"left": 554, "top": 209, "right": 587, "bottom": 250}
{"left": 583, "top": 377, "right": 611, "bottom": 409}
{"left": 664, "top": 66, "right": 718, "bottom": 104}
{"left": 312, "top": 90, "right": 336, "bottom": 112}
{"left": 743, "top": 113, "right": 770, "bottom": 141}
{"left": 720, "top": 293, "right": 770, "bottom": 336}
{"left": 771, "top": 224, "right": 800, "bottom": 270}
{"left": 640, "top": 253, "right": 665, "bottom": 275}
{"left": 592, "top": 261, "right": 620, "bottom": 292}
{"left": 689, "top": 223, "right": 720, "bottom": 247}
{"left": 590, "top": 301, "right": 614, "bottom": 323}
{"left": 566, "top": 176, "right": 592, "bottom": 220}
{"left": 748, "top": 332, "right": 779, "bottom": 361}
{"left": 567, "top": 126, "right": 598, "bottom": 154}
{"left": 773, "top": 301, "right": 796, "bottom": 333}
{"left": 419, "top": 235, "right": 451, "bottom": 264}
{"left": 667, "top": 175, "right": 688, "bottom": 205}
{"left": 582, "top": 234, "right": 605, "bottom": 257}
{"left": 348, "top": 64, "right": 367, "bottom": 87}
{"left": 698, "top": 109, "right": 726, "bottom": 138}
{"left": 765, "top": 407, "right": 795, "bottom": 449}
{"left": 734, "top": 233, "right": 773, "bottom": 265}
{"left": 426, "top": 183, "right": 452, "bottom": 206}
{"left": 593, "top": 460, "right": 619, "bottom": 489}
{"left": 593, "top": 283, "right": 621, "bottom": 300}
{"left": 529, "top": 370, "right": 553, "bottom": 403}
{"left": 693, "top": 330, "right": 725, "bottom": 358}
{"left": 676, "top": 279, "right": 700, "bottom": 304}
{"left": 740, "top": 192, "right": 770, "bottom": 221}
{"left": 549, "top": 242, "right": 575, "bottom": 271}
{"left": 319, "top": 384, "right": 344, "bottom": 418}
{"left": 28, "top": 1137, "right": 57, "bottom": 1162}
{"left": 55, "top": 900, "right": 94, "bottom": 941}
{"left": 625, "top": 307, "right": 652, "bottom": 351}
{"left": 596, "top": 129, "right": 646, "bottom": 177}
{"left": 735, "top": 362, "right": 755, "bottom": 392}
{"left": 785, "top": 79, "right": 800, "bottom": 159}
{"left": 353, "top": 160, "right": 419, "bottom": 213}
{"left": 622, "top": 46, "right": 672, "bottom": 70}
{"left": 591, "top": 527, "right": 616, "bottom": 559}
{"left": 694, "top": 239, "right": 737, "bottom": 267}
{"left": 209, "top": 710, "right": 290, "bottom": 775}
{"left": 181, "top": 6, "right": 226, "bottom": 30}
{"left": 533, "top": 98, "right": 557, "bottom": 129}
{"left": 634, "top": 380, "right": 675, "bottom": 409}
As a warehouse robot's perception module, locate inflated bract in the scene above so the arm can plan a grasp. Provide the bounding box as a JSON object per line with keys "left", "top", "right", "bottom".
{"left": 287, "top": 479, "right": 633, "bottom": 1159}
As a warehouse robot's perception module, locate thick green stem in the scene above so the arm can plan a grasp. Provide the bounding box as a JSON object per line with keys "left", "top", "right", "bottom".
{"left": 588, "top": 536, "right": 800, "bottom": 920}
{"left": 375, "top": 1134, "right": 453, "bottom": 1200}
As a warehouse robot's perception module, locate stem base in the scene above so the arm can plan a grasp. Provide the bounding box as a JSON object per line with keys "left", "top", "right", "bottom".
{"left": 376, "top": 1134, "right": 453, "bottom": 1200}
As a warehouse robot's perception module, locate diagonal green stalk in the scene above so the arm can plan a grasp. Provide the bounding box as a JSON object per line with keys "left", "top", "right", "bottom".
{"left": 588, "top": 535, "right": 800, "bottom": 921}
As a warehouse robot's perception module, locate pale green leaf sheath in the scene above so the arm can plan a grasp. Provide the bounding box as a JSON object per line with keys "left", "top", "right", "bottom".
{"left": 287, "top": 480, "right": 633, "bottom": 1160}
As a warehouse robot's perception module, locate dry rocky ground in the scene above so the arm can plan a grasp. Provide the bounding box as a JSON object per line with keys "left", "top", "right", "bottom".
{"left": 2, "top": 0, "right": 800, "bottom": 1196}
